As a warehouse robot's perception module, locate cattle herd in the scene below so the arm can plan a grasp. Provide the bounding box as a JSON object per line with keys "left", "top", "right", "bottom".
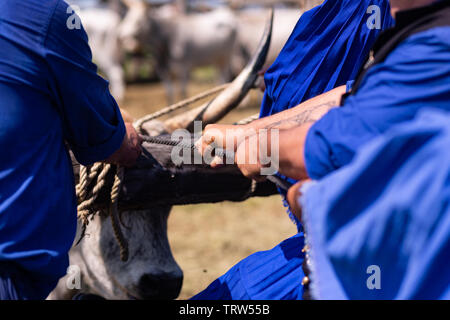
{"left": 69, "top": 0, "right": 313, "bottom": 103}
{"left": 48, "top": 0, "right": 322, "bottom": 300}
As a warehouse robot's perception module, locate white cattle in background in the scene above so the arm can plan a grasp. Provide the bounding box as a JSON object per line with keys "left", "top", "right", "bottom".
{"left": 232, "top": 8, "right": 302, "bottom": 75}
{"left": 119, "top": 0, "right": 238, "bottom": 104}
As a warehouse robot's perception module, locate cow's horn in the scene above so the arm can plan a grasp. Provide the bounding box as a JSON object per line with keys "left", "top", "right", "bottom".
{"left": 163, "top": 8, "right": 274, "bottom": 133}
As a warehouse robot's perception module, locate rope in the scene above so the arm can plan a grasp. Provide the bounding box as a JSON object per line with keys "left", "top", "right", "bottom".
{"left": 241, "top": 180, "right": 258, "bottom": 201}
{"left": 134, "top": 83, "right": 229, "bottom": 132}
{"left": 75, "top": 102, "right": 264, "bottom": 262}
{"left": 77, "top": 163, "right": 110, "bottom": 224}
{"left": 109, "top": 166, "right": 129, "bottom": 262}
{"left": 76, "top": 163, "right": 129, "bottom": 262}
{"left": 140, "top": 134, "right": 290, "bottom": 191}
{"left": 234, "top": 113, "right": 260, "bottom": 125}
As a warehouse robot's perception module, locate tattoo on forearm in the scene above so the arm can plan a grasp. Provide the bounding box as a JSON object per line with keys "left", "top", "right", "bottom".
{"left": 266, "top": 100, "right": 338, "bottom": 129}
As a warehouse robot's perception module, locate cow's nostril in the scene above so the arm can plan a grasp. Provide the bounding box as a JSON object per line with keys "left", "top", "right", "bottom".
{"left": 138, "top": 273, "right": 183, "bottom": 300}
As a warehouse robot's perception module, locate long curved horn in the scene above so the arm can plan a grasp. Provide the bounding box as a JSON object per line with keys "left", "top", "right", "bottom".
{"left": 163, "top": 8, "right": 274, "bottom": 133}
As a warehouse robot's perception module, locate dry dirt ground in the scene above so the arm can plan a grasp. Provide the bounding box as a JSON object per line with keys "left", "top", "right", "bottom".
{"left": 122, "top": 82, "right": 297, "bottom": 300}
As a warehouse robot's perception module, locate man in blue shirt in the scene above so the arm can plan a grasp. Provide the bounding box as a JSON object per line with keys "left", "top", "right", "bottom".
{"left": 284, "top": 0, "right": 450, "bottom": 299}
{"left": 197, "top": 0, "right": 449, "bottom": 300}
{"left": 194, "top": 0, "right": 393, "bottom": 300}
{"left": 297, "top": 108, "right": 450, "bottom": 300}
{"left": 241, "top": 0, "right": 450, "bottom": 183}
{"left": 207, "top": 0, "right": 449, "bottom": 189}
{"left": 0, "top": 0, "right": 141, "bottom": 300}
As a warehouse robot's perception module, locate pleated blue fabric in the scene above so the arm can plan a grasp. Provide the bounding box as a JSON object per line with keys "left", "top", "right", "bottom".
{"left": 266, "top": 0, "right": 393, "bottom": 228}
{"left": 192, "top": 234, "right": 305, "bottom": 300}
{"left": 260, "top": 0, "right": 394, "bottom": 117}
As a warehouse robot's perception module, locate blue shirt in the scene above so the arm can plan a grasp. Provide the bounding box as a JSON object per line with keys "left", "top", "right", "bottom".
{"left": 0, "top": 0, "right": 125, "bottom": 298}
{"left": 305, "top": 26, "right": 450, "bottom": 180}
{"left": 261, "top": 0, "right": 394, "bottom": 117}
{"left": 260, "top": 0, "right": 393, "bottom": 226}
{"left": 301, "top": 108, "right": 450, "bottom": 299}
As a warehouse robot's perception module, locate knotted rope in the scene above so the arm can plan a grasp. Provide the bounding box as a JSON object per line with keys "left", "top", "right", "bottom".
{"left": 76, "top": 163, "right": 129, "bottom": 262}
{"left": 109, "top": 166, "right": 128, "bottom": 262}
{"left": 77, "top": 163, "right": 110, "bottom": 224}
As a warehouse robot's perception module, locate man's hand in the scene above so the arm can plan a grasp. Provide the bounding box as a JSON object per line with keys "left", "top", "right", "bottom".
{"left": 235, "top": 133, "right": 266, "bottom": 181}
{"left": 287, "top": 180, "right": 311, "bottom": 221}
{"left": 195, "top": 124, "right": 252, "bottom": 168}
{"left": 105, "top": 123, "right": 142, "bottom": 167}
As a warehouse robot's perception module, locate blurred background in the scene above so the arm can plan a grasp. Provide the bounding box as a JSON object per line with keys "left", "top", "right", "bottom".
{"left": 69, "top": 0, "right": 322, "bottom": 299}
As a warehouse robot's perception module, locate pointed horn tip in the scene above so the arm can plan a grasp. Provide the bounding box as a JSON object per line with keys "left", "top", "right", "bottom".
{"left": 267, "top": 7, "right": 274, "bottom": 39}
{"left": 269, "top": 6, "right": 275, "bottom": 21}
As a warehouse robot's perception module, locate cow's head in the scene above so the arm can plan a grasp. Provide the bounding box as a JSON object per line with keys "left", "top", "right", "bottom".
{"left": 75, "top": 208, "right": 183, "bottom": 300}
{"left": 51, "top": 12, "right": 274, "bottom": 300}
{"left": 118, "top": 0, "right": 152, "bottom": 52}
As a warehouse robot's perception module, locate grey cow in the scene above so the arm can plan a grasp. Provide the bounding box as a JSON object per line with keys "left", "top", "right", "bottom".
{"left": 49, "top": 208, "right": 183, "bottom": 300}
{"left": 48, "top": 6, "right": 273, "bottom": 300}
{"left": 119, "top": 0, "right": 238, "bottom": 104}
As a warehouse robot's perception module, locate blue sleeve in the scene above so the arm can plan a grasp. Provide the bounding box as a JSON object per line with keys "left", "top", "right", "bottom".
{"left": 301, "top": 108, "right": 450, "bottom": 300}
{"left": 44, "top": 0, "right": 125, "bottom": 166}
{"left": 304, "top": 27, "right": 450, "bottom": 180}
{"left": 304, "top": 106, "right": 379, "bottom": 180}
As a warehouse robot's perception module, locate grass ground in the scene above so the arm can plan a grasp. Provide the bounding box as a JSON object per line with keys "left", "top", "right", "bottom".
{"left": 122, "top": 82, "right": 296, "bottom": 299}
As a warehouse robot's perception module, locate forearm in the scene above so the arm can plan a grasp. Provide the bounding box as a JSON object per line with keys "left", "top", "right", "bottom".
{"left": 243, "top": 86, "right": 345, "bottom": 180}
{"left": 274, "top": 124, "right": 313, "bottom": 180}
{"left": 246, "top": 85, "right": 345, "bottom": 130}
